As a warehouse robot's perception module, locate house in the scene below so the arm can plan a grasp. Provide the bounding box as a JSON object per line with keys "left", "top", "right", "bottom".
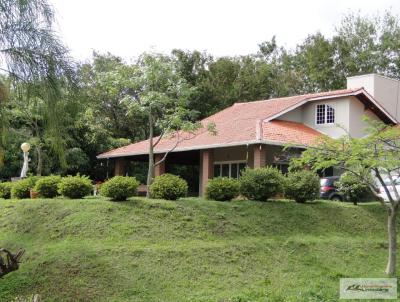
{"left": 97, "top": 74, "right": 399, "bottom": 196}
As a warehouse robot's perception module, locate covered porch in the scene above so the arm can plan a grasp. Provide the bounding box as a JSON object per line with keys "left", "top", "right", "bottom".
{"left": 109, "top": 143, "right": 302, "bottom": 197}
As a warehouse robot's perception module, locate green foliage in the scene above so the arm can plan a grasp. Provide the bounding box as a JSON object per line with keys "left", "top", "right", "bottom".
{"left": 239, "top": 167, "right": 283, "bottom": 201}
{"left": 34, "top": 175, "right": 61, "bottom": 198}
{"left": 0, "top": 182, "right": 12, "bottom": 199}
{"left": 337, "top": 172, "right": 373, "bottom": 202}
{"left": 100, "top": 176, "right": 139, "bottom": 201}
{"left": 291, "top": 119, "right": 400, "bottom": 203}
{"left": 283, "top": 170, "right": 320, "bottom": 203}
{"left": 11, "top": 177, "right": 40, "bottom": 199}
{"left": 149, "top": 174, "right": 188, "bottom": 200}
{"left": 58, "top": 175, "right": 92, "bottom": 199}
{"left": 206, "top": 177, "right": 240, "bottom": 201}
{"left": 0, "top": 0, "right": 75, "bottom": 170}
{"left": 65, "top": 148, "right": 90, "bottom": 175}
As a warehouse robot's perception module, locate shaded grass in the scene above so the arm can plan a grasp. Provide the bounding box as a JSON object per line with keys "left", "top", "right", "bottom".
{"left": 0, "top": 197, "right": 394, "bottom": 301}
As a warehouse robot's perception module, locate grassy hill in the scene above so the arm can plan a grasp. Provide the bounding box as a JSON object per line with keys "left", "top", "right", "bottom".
{"left": 0, "top": 197, "right": 394, "bottom": 301}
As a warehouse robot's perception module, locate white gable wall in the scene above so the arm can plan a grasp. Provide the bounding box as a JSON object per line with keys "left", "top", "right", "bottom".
{"left": 302, "top": 98, "right": 350, "bottom": 138}
{"left": 278, "top": 106, "right": 303, "bottom": 123}
{"left": 277, "top": 96, "right": 381, "bottom": 138}
{"left": 348, "top": 96, "right": 381, "bottom": 138}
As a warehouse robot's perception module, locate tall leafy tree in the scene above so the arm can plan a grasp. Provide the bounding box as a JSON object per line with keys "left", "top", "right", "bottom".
{"left": 122, "top": 53, "right": 210, "bottom": 197}
{"left": 291, "top": 120, "right": 400, "bottom": 276}
{"left": 0, "top": 0, "right": 74, "bottom": 278}
{"left": 0, "top": 0, "right": 74, "bottom": 166}
{"left": 291, "top": 33, "right": 339, "bottom": 92}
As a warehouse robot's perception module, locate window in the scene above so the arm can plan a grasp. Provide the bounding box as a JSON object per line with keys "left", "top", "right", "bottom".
{"left": 213, "top": 161, "right": 247, "bottom": 179}
{"left": 316, "top": 104, "right": 335, "bottom": 125}
{"left": 272, "top": 163, "right": 289, "bottom": 174}
{"left": 213, "top": 164, "right": 221, "bottom": 178}
{"left": 238, "top": 163, "right": 246, "bottom": 176}
{"left": 221, "top": 164, "right": 230, "bottom": 177}
{"left": 231, "top": 164, "right": 238, "bottom": 179}
{"left": 326, "top": 105, "right": 335, "bottom": 123}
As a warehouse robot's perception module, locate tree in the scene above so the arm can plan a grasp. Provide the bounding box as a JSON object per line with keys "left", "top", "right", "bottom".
{"left": 0, "top": 0, "right": 75, "bottom": 167}
{"left": 78, "top": 52, "right": 148, "bottom": 141}
{"left": 291, "top": 119, "right": 400, "bottom": 276}
{"left": 122, "top": 53, "right": 213, "bottom": 198}
{"left": 0, "top": 0, "right": 74, "bottom": 278}
{"left": 291, "top": 33, "right": 339, "bottom": 92}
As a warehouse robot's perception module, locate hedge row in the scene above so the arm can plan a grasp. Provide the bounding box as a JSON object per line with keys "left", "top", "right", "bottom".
{"left": 0, "top": 174, "right": 188, "bottom": 201}
{"left": 2, "top": 168, "right": 364, "bottom": 203}
{"left": 0, "top": 175, "right": 93, "bottom": 199}
{"left": 206, "top": 167, "right": 320, "bottom": 203}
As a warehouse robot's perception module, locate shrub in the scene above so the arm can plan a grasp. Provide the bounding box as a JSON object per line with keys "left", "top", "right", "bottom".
{"left": 149, "top": 174, "right": 188, "bottom": 200}
{"left": 337, "top": 172, "right": 373, "bottom": 203}
{"left": 34, "top": 176, "right": 62, "bottom": 198}
{"left": 11, "top": 177, "right": 40, "bottom": 199}
{"left": 239, "top": 167, "right": 283, "bottom": 201}
{"left": 283, "top": 170, "right": 320, "bottom": 203}
{"left": 206, "top": 177, "right": 240, "bottom": 201}
{"left": 0, "top": 182, "right": 13, "bottom": 199}
{"left": 100, "top": 176, "right": 139, "bottom": 201}
{"left": 58, "top": 175, "right": 92, "bottom": 199}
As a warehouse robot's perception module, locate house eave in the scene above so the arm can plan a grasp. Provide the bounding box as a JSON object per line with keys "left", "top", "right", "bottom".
{"left": 96, "top": 139, "right": 307, "bottom": 159}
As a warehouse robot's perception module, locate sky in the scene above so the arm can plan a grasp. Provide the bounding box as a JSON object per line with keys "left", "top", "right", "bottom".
{"left": 50, "top": 0, "right": 400, "bottom": 62}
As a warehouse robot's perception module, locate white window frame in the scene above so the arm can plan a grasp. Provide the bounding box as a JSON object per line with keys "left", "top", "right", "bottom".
{"left": 315, "top": 104, "right": 335, "bottom": 125}
{"left": 213, "top": 160, "right": 247, "bottom": 178}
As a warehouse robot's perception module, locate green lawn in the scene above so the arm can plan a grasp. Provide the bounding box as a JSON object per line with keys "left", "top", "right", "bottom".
{"left": 0, "top": 197, "right": 395, "bottom": 301}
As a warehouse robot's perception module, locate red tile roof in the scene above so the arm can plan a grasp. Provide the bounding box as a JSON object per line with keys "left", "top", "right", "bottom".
{"left": 97, "top": 88, "right": 387, "bottom": 158}
{"left": 262, "top": 120, "right": 322, "bottom": 145}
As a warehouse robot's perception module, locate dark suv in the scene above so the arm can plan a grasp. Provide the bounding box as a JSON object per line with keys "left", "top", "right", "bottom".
{"left": 320, "top": 176, "right": 343, "bottom": 201}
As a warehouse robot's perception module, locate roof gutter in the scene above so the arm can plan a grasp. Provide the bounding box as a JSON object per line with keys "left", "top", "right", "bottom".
{"left": 96, "top": 139, "right": 307, "bottom": 159}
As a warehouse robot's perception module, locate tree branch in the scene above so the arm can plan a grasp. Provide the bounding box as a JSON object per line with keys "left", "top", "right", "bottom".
{"left": 152, "top": 131, "right": 165, "bottom": 148}
{"left": 374, "top": 168, "right": 395, "bottom": 208}
{"left": 154, "top": 129, "right": 203, "bottom": 167}
{"left": 0, "top": 248, "right": 25, "bottom": 278}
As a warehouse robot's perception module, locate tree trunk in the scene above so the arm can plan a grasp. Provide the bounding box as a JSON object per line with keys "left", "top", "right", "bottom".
{"left": 146, "top": 113, "right": 155, "bottom": 198}
{"left": 0, "top": 248, "right": 24, "bottom": 278}
{"left": 385, "top": 207, "right": 397, "bottom": 276}
{"left": 33, "top": 121, "right": 43, "bottom": 177}
{"left": 36, "top": 144, "right": 42, "bottom": 176}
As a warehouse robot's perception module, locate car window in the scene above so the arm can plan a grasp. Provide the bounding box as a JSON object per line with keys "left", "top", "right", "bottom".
{"left": 320, "top": 179, "right": 328, "bottom": 186}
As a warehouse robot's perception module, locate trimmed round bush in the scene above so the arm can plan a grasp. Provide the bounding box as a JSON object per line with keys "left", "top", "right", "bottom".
{"left": 283, "top": 170, "right": 320, "bottom": 203}
{"left": 58, "top": 175, "right": 92, "bottom": 199}
{"left": 337, "top": 172, "right": 372, "bottom": 202}
{"left": 239, "top": 167, "right": 283, "bottom": 201}
{"left": 0, "top": 182, "right": 13, "bottom": 199}
{"left": 11, "top": 177, "right": 40, "bottom": 199}
{"left": 100, "top": 176, "right": 139, "bottom": 201}
{"left": 34, "top": 175, "right": 62, "bottom": 198}
{"left": 206, "top": 177, "right": 240, "bottom": 201}
{"left": 149, "top": 174, "right": 188, "bottom": 200}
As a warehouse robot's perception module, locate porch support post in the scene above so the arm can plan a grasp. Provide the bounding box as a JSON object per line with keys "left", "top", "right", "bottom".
{"left": 253, "top": 144, "right": 266, "bottom": 168}
{"left": 200, "top": 149, "right": 213, "bottom": 196}
{"left": 114, "top": 158, "right": 126, "bottom": 176}
{"left": 154, "top": 153, "right": 165, "bottom": 177}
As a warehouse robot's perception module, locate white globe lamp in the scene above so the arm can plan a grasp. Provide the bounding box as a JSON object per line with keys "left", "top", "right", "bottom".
{"left": 21, "top": 142, "right": 31, "bottom": 153}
